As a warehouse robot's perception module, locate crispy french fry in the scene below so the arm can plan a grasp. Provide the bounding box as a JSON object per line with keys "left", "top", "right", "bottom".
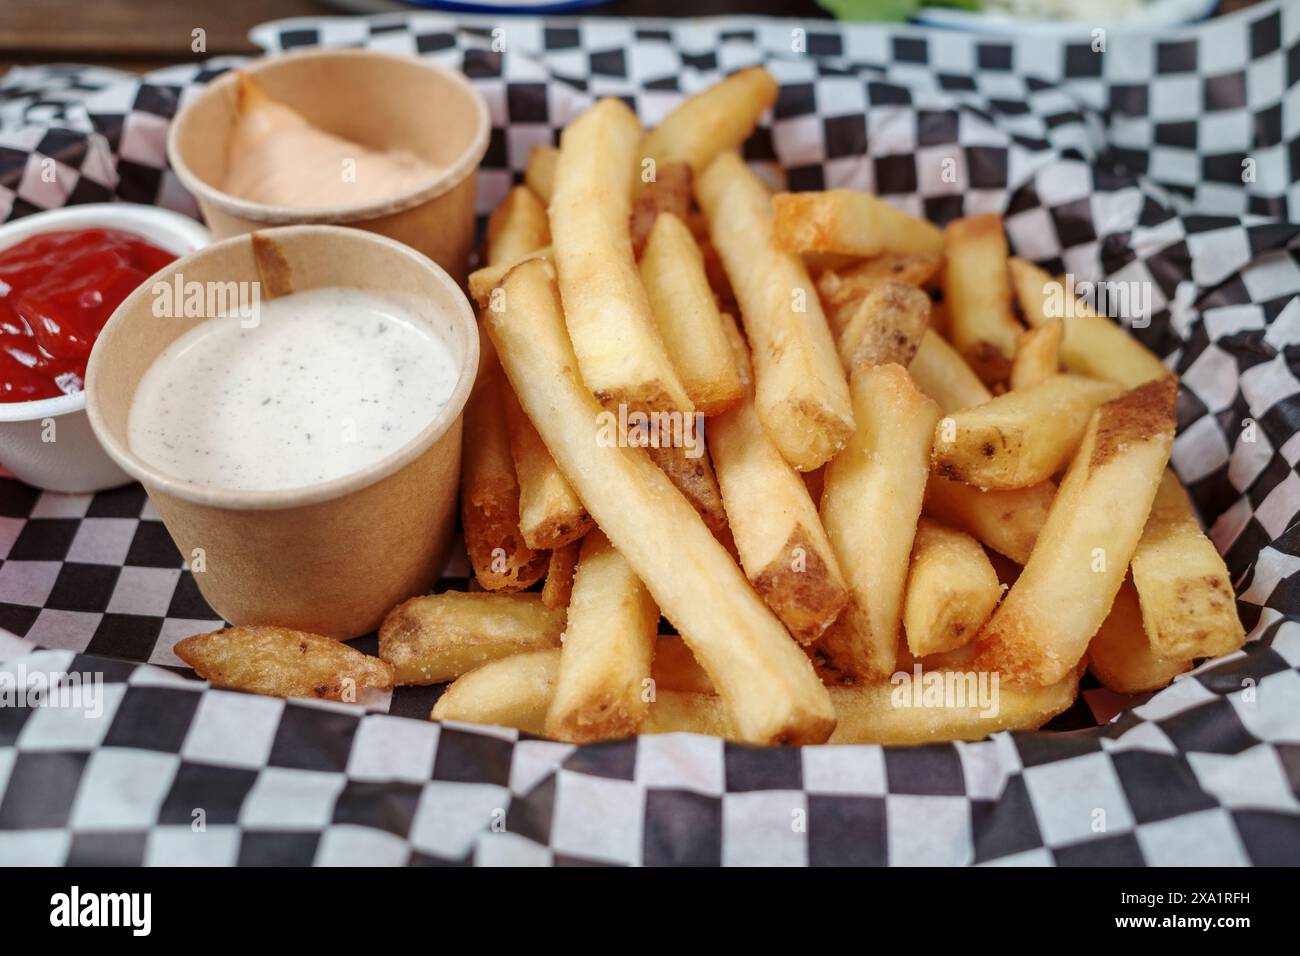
{"left": 431, "top": 648, "right": 559, "bottom": 735}
{"left": 923, "top": 474, "right": 1055, "bottom": 565}
{"left": 646, "top": 442, "right": 729, "bottom": 537}
{"left": 541, "top": 538, "right": 581, "bottom": 610}
{"left": 907, "top": 329, "right": 992, "bottom": 413}
{"left": 550, "top": 98, "right": 692, "bottom": 413}
{"left": 943, "top": 214, "right": 1024, "bottom": 384}
{"left": 525, "top": 145, "right": 558, "bottom": 206}
{"left": 1087, "top": 581, "right": 1190, "bottom": 694}
{"left": 1010, "top": 318, "right": 1062, "bottom": 390}
{"left": 1130, "top": 470, "right": 1245, "bottom": 661}
{"left": 485, "top": 185, "right": 550, "bottom": 266}
{"left": 486, "top": 259, "right": 834, "bottom": 745}
{"left": 817, "top": 254, "right": 942, "bottom": 324}
{"left": 468, "top": 247, "right": 553, "bottom": 309}
{"left": 175, "top": 626, "right": 393, "bottom": 701}
{"left": 502, "top": 387, "right": 592, "bottom": 549}
{"left": 837, "top": 279, "right": 931, "bottom": 371}
{"left": 696, "top": 152, "right": 853, "bottom": 471}
{"left": 641, "top": 66, "right": 779, "bottom": 175}
{"left": 973, "top": 378, "right": 1177, "bottom": 685}
{"left": 630, "top": 162, "right": 692, "bottom": 256}
{"left": 772, "top": 190, "right": 944, "bottom": 259}
{"left": 711, "top": 313, "right": 849, "bottom": 643}
{"left": 379, "top": 591, "right": 565, "bottom": 685}
{"left": 1009, "top": 258, "right": 1170, "bottom": 389}
{"left": 903, "top": 518, "right": 1002, "bottom": 657}
{"left": 643, "top": 691, "right": 736, "bottom": 738}
{"left": 639, "top": 212, "right": 744, "bottom": 414}
{"left": 931, "top": 373, "right": 1122, "bottom": 490}
{"left": 652, "top": 635, "right": 715, "bottom": 695}
{"left": 545, "top": 531, "right": 659, "bottom": 742}
{"left": 817, "top": 364, "right": 942, "bottom": 680}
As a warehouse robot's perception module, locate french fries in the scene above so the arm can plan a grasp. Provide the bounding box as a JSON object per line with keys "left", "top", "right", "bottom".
{"left": 1087, "top": 582, "right": 1191, "bottom": 694}
{"left": 903, "top": 518, "right": 1002, "bottom": 657}
{"left": 541, "top": 539, "right": 581, "bottom": 610}
{"left": 1130, "top": 469, "right": 1245, "bottom": 661}
{"left": 817, "top": 254, "right": 942, "bottom": 333}
{"left": 817, "top": 364, "right": 942, "bottom": 679}
{"left": 772, "top": 190, "right": 943, "bottom": 259}
{"left": 907, "top": 329, "right": 992, "bottom": 413}
{"left": 378, "top": 591, "right": 565, "bottom": 685}
{"left": 486, "top": 259, "right": 834, "bottom": 745}
{"left": 630, "top": 162, "right": 692, "bottom": 256}
{"left": 545, "top": 531, "right": 658, "bottom": 743}
{"left": 1009, "top": 258, "right": 1170, "bottom": 389}
{"left": 697, "top": 152, "right": 854, "bottom": 471}
{"left": 711, "top": 313, "right": 850, "bottom": 643}
{"left": 942, "top": 214, "right": 1023, "bottom": 384}
{"left": 836, "top": 279, "right": 931, "bottom": 371}
{"left": 646, "top": 443, "right": 729, "bottom": 537}
{"left": 1010, "top": 317, "right": 1062, "bottom": 390}
{"left": 550, "top": 98, "right": 692, "bottom": 413}
{"left": 641, "top": 66, "right": 779, "bottom": 175}
{"left": 468, "top": 247, "right": 553, "bottom": 309}
{"left": 923, "top": 474, "right": 1055, "bottom": 565}
{"left": 524, "top": 145, "right": 558, "bottom": 206}
{"left": 176, "top": 626, "right": 393, "bottom": 702}
{"left": 431, "top": 648, "right": 558, "bottom": 735}
{"left": 638, "top": 212, "right": 744, "bottom": 414}
{"left": 652, "top": 635, "right": 715, "bottom": 695}
{"left": 502, "top": 387, "right": 592, "bottom": 549}
{"left": 485, "top": 185, "right": 550, "bottom": 265}
{"left": 973, "top": 378, "right": 1177, "bottom": 685}
{"left": 931, "top": 374, "right": 1122, "bottom": 489}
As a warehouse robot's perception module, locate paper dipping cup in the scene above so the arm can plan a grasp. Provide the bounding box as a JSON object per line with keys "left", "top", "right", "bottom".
{"left": 167, "top": 48, "right": 489, "bottom": 284}
{"left": 84, "top": 225, "right": 479, "bottom": 640}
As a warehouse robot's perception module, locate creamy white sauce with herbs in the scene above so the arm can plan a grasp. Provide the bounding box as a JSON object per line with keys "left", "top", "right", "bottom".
{"left": 128, "top": 287, "right": 457, "bottom": 492}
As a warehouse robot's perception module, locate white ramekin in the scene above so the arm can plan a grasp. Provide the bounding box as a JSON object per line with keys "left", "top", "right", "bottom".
{"left": 0, "top": 204, "right": 211, "bottom": 494}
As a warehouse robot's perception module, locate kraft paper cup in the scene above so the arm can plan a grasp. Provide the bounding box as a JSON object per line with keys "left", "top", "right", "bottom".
{"left": 84, "top": 225, "right": 480, "bottom": 640}
{"left": 167, "top": 48, "right": 489, "bottom": 285}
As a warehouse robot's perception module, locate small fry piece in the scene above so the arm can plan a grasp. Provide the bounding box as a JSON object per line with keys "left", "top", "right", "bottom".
{"left": 923, "top": 474, "right": 1055, "bottom": 565}
{"left": 903, "top": 518, "right": 1002, "bottom": 657}
{"left": 641, "top": 66, "right": 779, "bottom": 175}
{"left": 1010, "top": 318, "right": 1062, "bottom": 390}
{"left": 836, "top": 279, "right": 931, "bottom": 371}
{"left": 652, "top": 635, "right": 715, "bottom": 695}
{"left": 697, "top": 152, "right": 853, "bottom": 471}
{"left": 973, "top": 378, "right": 1177, "bottom": 685}
{"left": 551, "top": 98, "right": 692, "bottom": 413}
{"left": 1009, "top": 258, "right": 1170, "bottom": 389}
{"left": 379, "top": 591, "right": 565, "bottom": 685}
{"left": 817, "top": 254, "right": 942, "bottom": 329}
{"left": 1088, "top": 581, "right": 1190, "bottom": 694}
{"left": 630, "top": 162, "right": 692, "bottom": 256}
{"left": 943, "top": 214, "right": 1023, "bottom": 384}
{"left": 817, "top": 364, "right": 942, "bottom": 679}
{"left": 502, "top": 387, "right": 592, "bottom": 549}
{"left": 468, "top": 247, "right": 553, "bottom": 309}
{"left": 646, "top": 442, "right": 728, "bottom": 537}
{"left": 541, "top": 538, "right": 581, "bottom": 610}
{"left": 772, "top": 190, "right": 943, "bottom": 259}
{"left": 546, "top": 531, "right": 659, "bottom": 743}
{"left": 711, "top": 314, "right": 850, "bottom": 643}
{"left": 176, "top": 626, "right": 393, "bottom": 702}
{"left": 908, "top": 329, "right": 992, "bottom": 414}
{"left": 485, "top": 185, "right": 550, "bottom": 266}
{"left": 432, "top": 649, "right": 559, "bottom": 735}
{"left": 931, "top": 373, "right": 1122, "bottom": 490}
{"left": 524, "top": 146, "right": 558, "bottom": 206}
{"left": 1130, "top": 470, "right": 1245, "bottom": 661}
{"left": 639, "top": 212, "right": 744, "bottom": 414}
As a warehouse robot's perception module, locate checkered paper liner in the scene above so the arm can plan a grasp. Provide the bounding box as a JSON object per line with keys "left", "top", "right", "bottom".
{"left": 0, "top": 4, "right": 1298, "bottom": 865}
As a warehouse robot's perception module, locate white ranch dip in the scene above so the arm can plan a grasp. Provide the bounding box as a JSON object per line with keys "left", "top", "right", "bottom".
{"left": 128, "top": 287, "right": 458, "bottom": 492}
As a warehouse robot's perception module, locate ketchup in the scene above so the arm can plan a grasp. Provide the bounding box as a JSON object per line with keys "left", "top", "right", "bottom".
{"left": 0, "top": 227, "right": 177, "bottom": 402}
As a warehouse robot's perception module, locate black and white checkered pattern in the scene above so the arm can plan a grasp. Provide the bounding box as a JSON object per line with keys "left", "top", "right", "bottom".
{"left": 1, "top": 5, "right": 1298, "bottom": 865}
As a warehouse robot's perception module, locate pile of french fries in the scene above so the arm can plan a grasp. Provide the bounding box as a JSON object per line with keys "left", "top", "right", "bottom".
{"left": 177, "top": 66, "right": 1246, "bottom": 748}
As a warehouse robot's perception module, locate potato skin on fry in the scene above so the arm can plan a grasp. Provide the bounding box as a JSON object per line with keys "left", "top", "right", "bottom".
{"left": 175, "top": 626, "right": 393, "bottom": 701}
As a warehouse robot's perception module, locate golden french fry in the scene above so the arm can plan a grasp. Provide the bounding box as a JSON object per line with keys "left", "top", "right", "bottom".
{"left": 1087, "top": 581, "right": 1190, "bottom": 694}
{"left": 1009, "top": 257, "right": 1170, "bottom": 389}
{"left": 907, "top": 329, "right": 992, "bottom": 413}
{"left": 836, "top": 279, "right": 931, "bottom": 371}
{"left": 551, "top": 98, "right": 692, "bottom": 413}
{"left": 524, "top": 145, "right": 558, "bottom": 206}
{"left": 468, "top": 247, "right": 553, "bottom": 309}
{"left": 1131, "top": 470, "right": 1245, "bottom": 661}
{"left": 646, "top": 442, "right": 729, "bottom": 537}
{"left": 431, "top": 648, "right": 559, "bottom": 735}
{"left": 379, "top": 590, "right": 565, "bottom": 685}
{"left": 643, "top": 691, "right": 735, "bottom": 738}
{"left": 641, "top": 66, "right": 779, "bottom": 175}
{"left": 903, "top": 518, "right": 1002, "bottom": 657}
{"left": 485, "top": 185, "right": 550, "bottom": 266}
{"left": 696, "top": 152, "right": 853, "bottom": 471}
{"left": 502, "top": 387, "right": 592, "bottom": 549}
{"left": 630, "top": 162, "right": 692, "bottom": 256}
{"left": 1010, "top": 318, "right": 1062, "bottom": 390}
{"left": 772, "top": 190, "right": 943, "bottom": 259}
{"left": 486, "top": 259, "right": 834, "bottom": 745}
{"left": 817, "top": 254, "right": 942, "bottom": 324}
{"left": 651, "top": 635, "right": 715, "bottom": 695}
{"left": 545, "top": 531, "right": 659, "bottom": 743}
{"left": 931, "top": 373, "right": 1122, "bottom": 490}
{"left": 711, "top": 313, "right": 849, "bottom": 643}
{"left": 639, "top": 212, "right": 745, "bottom": 414}
{"left": 541, "top": 538, "right": 582, "bottom": 610}
{"left": 175, "top": 626, "right": 393, "bottom": 702}
{"left": 943, "top": 214, "right": 1023, "bottom": 384}
{"left": 923, "top": 474, "right": 1055, "bottom": 565}
{"left": 817, "top": 364, "right": 942, "bottom": 680}
{"left": 973, "top": 378, "right": 1177, "bottom": 685}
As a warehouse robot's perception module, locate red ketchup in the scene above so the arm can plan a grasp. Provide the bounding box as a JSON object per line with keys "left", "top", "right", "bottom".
{"left": 0, "top": 227, "right": 177, "bottom": 402}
